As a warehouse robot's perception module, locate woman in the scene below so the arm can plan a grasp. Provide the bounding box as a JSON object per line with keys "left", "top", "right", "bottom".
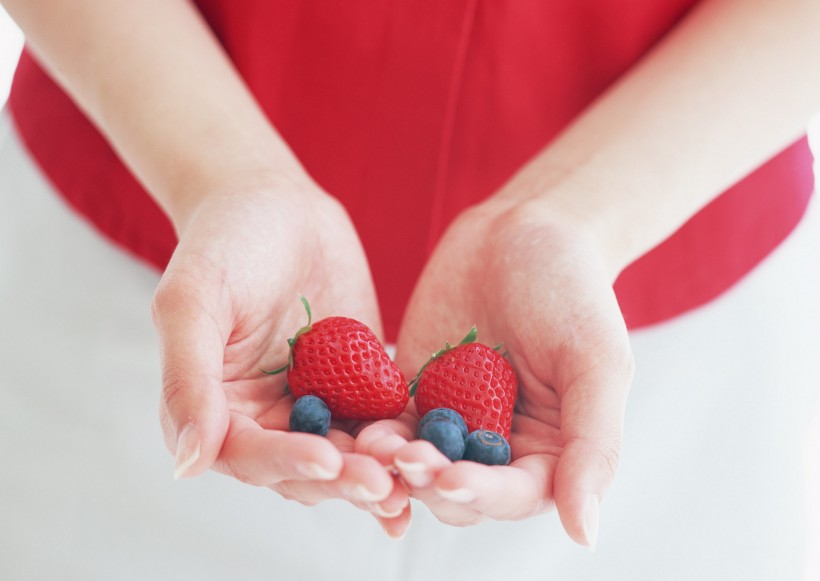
{"left": 1, "top": 0, "right": 818, "bottom": 578}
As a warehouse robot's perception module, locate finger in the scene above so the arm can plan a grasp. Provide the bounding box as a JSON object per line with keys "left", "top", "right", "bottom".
{"left": 432, "top": 454, "right": 555, "bottom": 521}
{"left": 385, "top": 439, "right": 472, "bottom": 524}
{"left": 395, "top": 445, "right": 553, "bottom": 526}
{"left": 392, "top": 439, "right": 546, "bottom": 527}
{"left": 355, "top": 421, "right": 414, "bottom": 467}
{"left": 216, "top": 414, "right": 343, "bottom": 485}
{"left": 371, "top": 496, "right": 413, "bottom": 541}
{"left": 274, "top": 452, "right": 396, "bottom": 508}
{"left": 553, "top": 350, "right": 634, "bottom": 550}
{"left": 369, "top": 475, "right": 411, "bottom": 520}
{"left": 393, "top": 439, "right": 453, "bottom": 489}
{"left": 152, "top": 274, "right": 231, "bottom": 479}
{"left": 326, "top": 426, "right": 359, "bottom": 454}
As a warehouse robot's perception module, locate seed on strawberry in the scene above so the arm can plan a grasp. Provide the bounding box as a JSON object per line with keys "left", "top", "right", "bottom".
{"left": 418, "top": 407, "right": 468, "bottom": 440}
{"left": 410, "top": 327, "right": 518, "bottom": 439}
{"left": 290, "top": 395, "right": 331, "bottom": 436}
{"left": 463, "top": 430, "right": 511, "bottom": 465}
{"left": 263, "top": 297, "right": 409, "bottom": 421}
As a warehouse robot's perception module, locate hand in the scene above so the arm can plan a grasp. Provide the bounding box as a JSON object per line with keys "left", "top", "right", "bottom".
{"left": 357, "top": 198, "right": 633, "bottom": 547}
{"left": 151, "top": 178, "right": 409, "bottom": 538}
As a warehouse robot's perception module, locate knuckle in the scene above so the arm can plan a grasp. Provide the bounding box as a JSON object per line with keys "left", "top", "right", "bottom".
{"left": 160, "top": 365, "right": 190, "bottom": 414}
{"left": 151, "top": 270, "right": 212, "bottom": 326}
{"left": 618, "top": 347, "right": 636, "bottom": 383}
{"left": 593, "top": 436, "right": 623, "bottom": 483}
{"left": 158, "top": 412, "right": 177, "bottom": 454}
{"left": 509, "top": 498, "right": 555, "bottom": 521}
{"left": 150, "top": 277, "right": 179, "bottom": 323}
{"left": 273, "top": 482, "right": 319, "bottom": 506}
{"left": 219, "top": 458, "right": 265, "bottom": 487}
{"left": 433, "top": 510, "right": 487, "bottom": 528}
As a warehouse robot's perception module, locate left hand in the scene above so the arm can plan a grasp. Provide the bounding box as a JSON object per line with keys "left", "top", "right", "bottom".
{"left": 357, "top": 197, "right": 634, "bottom": 547}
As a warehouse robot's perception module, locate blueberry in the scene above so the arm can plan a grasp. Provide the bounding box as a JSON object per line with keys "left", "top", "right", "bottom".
{"left": 418, "top": 408, "right": 468, "bottom": 440}
{"left": 463, "top": 430, "right": 511, "bottom": 465}
{"left": 290, "top": 395, "right": 331, "bottom": 436}
{"left": 419, "top": 418, "right": 466, "bottom": 461}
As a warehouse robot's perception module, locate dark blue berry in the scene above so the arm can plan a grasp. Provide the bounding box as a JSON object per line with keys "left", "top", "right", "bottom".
{"left": 463, "top": 430, "right": 511, "bottom": 465}
{"left": 290, "top": 395, "right": 331, "bottom": 436}
{"left": 419, "top": 418, "right": 466, "bottom": 461}
{"left": 418, "top": 408, "right": 468, "bottom": 440}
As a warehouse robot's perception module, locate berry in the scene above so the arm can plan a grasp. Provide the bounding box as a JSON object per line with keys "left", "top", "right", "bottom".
{"left": 463, "top": 430, "right": 511, "bottom": 465}
{"left": 289, "top": 395, "right": 331, "bottom": 436}
{"left": 418, "top": 418, "right": 465, "bottom": 461}
{"left": 410, "top": 327, "right": 518, "bottom": 438}
{"left": 418, "top": 408, "right": 468, "bottom": 440}
{"left": 264, "top": 298, "right": 409, "bottom": 421}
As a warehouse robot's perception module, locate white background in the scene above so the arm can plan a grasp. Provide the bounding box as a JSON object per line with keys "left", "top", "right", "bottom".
{"left": 0, "top": 5, "right": 22, "bottom": 110}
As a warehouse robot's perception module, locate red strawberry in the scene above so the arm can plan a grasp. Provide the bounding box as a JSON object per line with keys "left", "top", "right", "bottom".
{"left": 264, "top": 298, "right": 409, "bottom": 421}
{"left": 410, "top": 327, "right": 518, "bottom": 439}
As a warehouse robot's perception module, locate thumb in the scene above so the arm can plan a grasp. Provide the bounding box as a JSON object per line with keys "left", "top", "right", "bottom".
{"left": 152, "top": 277, "right": 230, "bottom": 480}
{"left": 553, "top": 352, "right": 633, "bottom": 550}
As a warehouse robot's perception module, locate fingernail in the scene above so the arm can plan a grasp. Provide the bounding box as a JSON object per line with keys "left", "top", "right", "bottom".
{"left": 371, "top": 503, "right": 405, "bottom": 519}
{"left": 394, "top": 458, "right": 431, "bottom": 488}
{"left": 388, "top": 527, "right": 408, "bottom": 541}
{"left": 435, "top": 487, "right": 476, "bottom": 503}
{"left": 173, "top": 424, "right": 201, "bottom": 480}
{"left": 353, "top": 484, "right": 386, "bottom": 503}
{"left": 583, "top": 495, "right": 600, "bottom": 551}
{"left": 297, "top": 462, "right": 338, "bottom": 480}
{"left": 394, "top": 458, "right": 426, "bottom": 473}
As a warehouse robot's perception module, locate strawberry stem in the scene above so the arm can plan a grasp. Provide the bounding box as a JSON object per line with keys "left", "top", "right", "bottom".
{"left": 459, "top": 326, "right": 478, "bottom": 345}
{"left": 260, "top": 363, "right": 288, "bottom": 376}
{"left": 261, "top": 295, "right": 313, "bottom": 376}
{"left": 408, "top": 325, "right": 478, "bottom": 396}
{"left": 300, "top": 295, "right": 313, "bottom": 326}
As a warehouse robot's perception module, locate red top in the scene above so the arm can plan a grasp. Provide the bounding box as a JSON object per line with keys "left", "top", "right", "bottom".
{"left": 8, "top": 0, "right": 814, "bottom": 341}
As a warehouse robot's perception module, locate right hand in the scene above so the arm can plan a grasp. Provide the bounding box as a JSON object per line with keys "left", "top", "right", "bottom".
{"left": 151, "top": 176, "right": 410, "bottom": 538}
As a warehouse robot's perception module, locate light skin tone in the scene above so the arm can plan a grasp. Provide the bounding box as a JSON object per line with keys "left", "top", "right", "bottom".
{"left": 360, "top": 0, "right": 820, "bottom": 544}
{"left": 5, "top": 0, "right": 412, "bottom": 538}
{"left": 4, "top": 0, "right": 819, "bottom": 547}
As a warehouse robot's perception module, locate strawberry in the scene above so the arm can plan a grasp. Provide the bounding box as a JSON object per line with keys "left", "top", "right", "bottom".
{"left": 409, "top": 327, "right": 518, "bottom": 439}
{"left": 264, "top": 298, "right": 409, "bottom": 421}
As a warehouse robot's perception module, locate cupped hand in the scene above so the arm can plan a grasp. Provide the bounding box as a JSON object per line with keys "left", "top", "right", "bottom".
{"left": 151, "top": 178, "right": 409, "bottom": 538}
{"left": 357, "top": 197, "right": 633, "bottom": 547}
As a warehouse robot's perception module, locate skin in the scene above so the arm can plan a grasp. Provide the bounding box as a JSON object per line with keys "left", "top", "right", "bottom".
{"left": 361, "top": 0, "right": 820, "bottom": 544}
{"left": 4, "top": 0, "right": 819, "bottom": 546}
{"left": 3, "top": 0, "right": 410, "bottom": 536}
{"left": 152, "top": 186, "right": 412, "bottom": 536}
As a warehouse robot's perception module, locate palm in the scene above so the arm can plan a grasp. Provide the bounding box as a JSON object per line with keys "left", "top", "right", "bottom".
{"left": 368, "top": 201, "right": 632, "bottom": 527}
{"left": 155, "top": 187, "right": 410, "bottom": 520}
{"left": 218, "top": 278, "right": 379, "bottom": 426}
{"left": 217, "top": 281, "right": 379, "bottom": 465}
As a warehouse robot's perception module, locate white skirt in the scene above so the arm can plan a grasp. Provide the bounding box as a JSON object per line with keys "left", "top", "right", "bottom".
{"left": 1, "top": 110, "right": 818, "bottom": 581}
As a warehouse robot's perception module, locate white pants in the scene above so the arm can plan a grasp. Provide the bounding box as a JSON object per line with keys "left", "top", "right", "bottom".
{"left": 1, "top": 110, "right": 819, "bottom": 580}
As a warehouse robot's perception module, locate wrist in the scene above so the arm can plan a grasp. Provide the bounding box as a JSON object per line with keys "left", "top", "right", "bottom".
{"left": 163, "top": 152, "right": 316, "bottom": 237}
{"left": 483, "top": 141, "right": 678, "bottom": 281}
{"left": 477, "top": 182, "right": 630, "bottom": 284}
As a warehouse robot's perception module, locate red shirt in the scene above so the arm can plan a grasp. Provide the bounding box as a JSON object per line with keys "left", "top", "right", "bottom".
{"left": 9, "top": 0, "right": 814, "bottom": 341}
